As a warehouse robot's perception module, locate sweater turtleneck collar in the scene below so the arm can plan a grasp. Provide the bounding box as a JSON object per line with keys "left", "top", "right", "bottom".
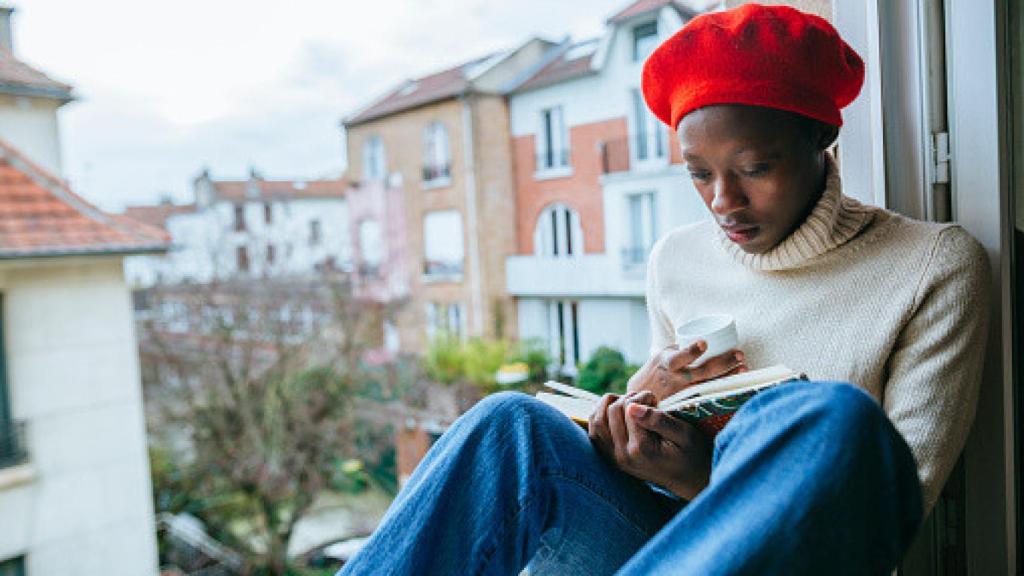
{"left": 714, "top": 153, "right": 875, "bottom": 271}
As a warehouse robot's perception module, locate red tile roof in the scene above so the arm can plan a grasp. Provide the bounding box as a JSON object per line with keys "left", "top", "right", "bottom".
{"left": 0, "top": 47, "right": 73, "bottom": 101}
{"left": 516, "top": 41, "right": 598, "bottom": 93}
{"left": 0, "top": 139, "right": 168, "bottom": 259}
{"left": 210, "top": 177, "right": 348, "bottom": 203}
{"left": 607, "top": 0, "right": 695, "bottom": 23}
{"left": 122, "top": 202, "right": 197, "bottom": 231}
{"left": 344, "top": 53, "right": 498, "bottom": 126}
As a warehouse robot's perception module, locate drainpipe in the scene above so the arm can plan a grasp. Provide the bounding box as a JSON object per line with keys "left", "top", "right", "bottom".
{"left": 460, "top": 94, "right": 484, "bottom": 336}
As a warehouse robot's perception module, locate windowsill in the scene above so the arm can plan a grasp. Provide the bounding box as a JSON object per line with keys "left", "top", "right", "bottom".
{"left": 422, "top": 177, "right": 452, "bottom": 190}
{"left": 534, "top": 166, "right": 573, "bottom": 181}
{"left": 421, "top": 273, "right": 464, "bottom": 285}
{"left": 631, "top": 157, "right": 670, "bottom": 171}
{"left": 0, "top": 462, "right": 35, "bottom": 491}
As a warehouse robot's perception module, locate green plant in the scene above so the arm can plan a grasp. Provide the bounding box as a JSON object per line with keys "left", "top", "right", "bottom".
{"left": 423, "top": 333, "right": 465, "bottom": 385}
{"left": 576, "top": 347, "right": 639, "bottom": 395}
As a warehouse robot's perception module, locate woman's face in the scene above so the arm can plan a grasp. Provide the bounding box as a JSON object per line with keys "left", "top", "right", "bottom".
{"left": 677, "top": 105, "right": 835, "bottom": 254}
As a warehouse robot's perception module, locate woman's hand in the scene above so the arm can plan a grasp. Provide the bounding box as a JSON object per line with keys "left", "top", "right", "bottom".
{"left": 627, "top": 340, "right": 747, "bottom": 402}
{"left": 588, "top": 391, "right": 712, "bottom": 500}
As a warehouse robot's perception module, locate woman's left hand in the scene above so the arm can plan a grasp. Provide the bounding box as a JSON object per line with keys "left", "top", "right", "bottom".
{"left": 588, "top": 390, "right": 712, "bottom": 500}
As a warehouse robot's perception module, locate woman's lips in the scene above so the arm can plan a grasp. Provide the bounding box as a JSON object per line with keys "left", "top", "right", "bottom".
{"left": 721, "top": 223, "right": 759, "bottom": 244}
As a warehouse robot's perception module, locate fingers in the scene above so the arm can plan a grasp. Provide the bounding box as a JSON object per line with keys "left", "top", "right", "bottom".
{"left": 607, "top": 394, "right": 631, "bottom": 460}
{"left": 687, "top": 349, "right": 746, "bottom": 383}
{"left": 588, "top": 393, "right": 617, "bottom": 452}
{"left": 626, "top": 403, "right": 694, "bottom": 447}
{"left": 624, "top": 392, "right": 659, "bottom": 461}
{"left": 661, "top": 341, "right": 707, "bottom": 372}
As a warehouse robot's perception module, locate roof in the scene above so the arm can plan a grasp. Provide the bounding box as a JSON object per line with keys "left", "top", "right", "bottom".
{"left": 344, "top": 53, "right": 497, "bottom": 126}
{"left": 122, "top": 202, "right": 197, "bottom": 231}
{"left": 209, "top": 177, "right": 348, "bottom": 203}
{"left": 0, "top": 47, "right": 73, "bottom": 101}
{"left": 515, "top": 39, "right": 599, "bottom": 93}
{"left": 607, "top": 0, "right": 696, "bottom": 24}
{"left": 0, "top": 138, "right": 169, "bottom": 259}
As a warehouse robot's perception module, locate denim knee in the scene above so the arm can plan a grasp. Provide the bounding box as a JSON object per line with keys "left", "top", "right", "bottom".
{"left": 462, "top": 391, "right": 572, "bottom": 433}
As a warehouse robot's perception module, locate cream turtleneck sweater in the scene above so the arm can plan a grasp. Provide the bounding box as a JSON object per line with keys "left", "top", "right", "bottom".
{"left": 646, "top": 156, "right": 990, "bottom": 510}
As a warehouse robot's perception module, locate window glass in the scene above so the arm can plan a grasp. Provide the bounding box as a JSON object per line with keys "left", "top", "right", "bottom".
{"left": 633, "top": 21, "right": 659, "bottom": 62}
{"left": 423, "top": 210, "right": 464, "bottom": 276}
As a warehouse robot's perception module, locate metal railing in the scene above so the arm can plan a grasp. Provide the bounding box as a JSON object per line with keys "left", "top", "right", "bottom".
{"left": 0, "top": 420, "right": 28, "bottom": 469}
{"left": 600, "top": 134, "right": 670, "bottom": 175}
{"left": 422, "top": 163, "right": 451, "bottom": 183}
{"left": 535, "top": 149, "right": 570, "bottom": 172}
{"left": 423, "top": 260, "right": 464, "bottom": 278}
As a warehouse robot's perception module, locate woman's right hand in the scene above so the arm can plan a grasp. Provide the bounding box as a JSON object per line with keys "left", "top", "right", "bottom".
{"left": 626, "top": 340, "right": 747, "bottom": 402}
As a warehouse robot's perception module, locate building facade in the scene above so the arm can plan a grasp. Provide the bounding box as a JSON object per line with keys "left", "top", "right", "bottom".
{"left": 506, "top": 1, "right": 707, "bottom": 371}
{"left": 343, "top": 38, "right": 554, "bottom": 353}
{"left": 123, "top": 170, "right": 350, "bottom": 288}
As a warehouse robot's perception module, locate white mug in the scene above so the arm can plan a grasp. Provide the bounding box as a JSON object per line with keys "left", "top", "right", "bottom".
{"left": 675, "top": 314, "right": 739, "bottom": 368}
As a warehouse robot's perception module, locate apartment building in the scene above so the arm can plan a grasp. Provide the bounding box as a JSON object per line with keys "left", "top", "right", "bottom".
{"left": 123, "top": 170, "right": 350, "bottom": 288}
{"left": 343, "top": 38, "right": 554, "bottom": 353}
{"left": 505, "top": 0, "right": 709, "bottom": 371}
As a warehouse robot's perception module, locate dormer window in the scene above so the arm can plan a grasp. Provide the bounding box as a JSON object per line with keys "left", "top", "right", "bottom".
{"left": 633, "top": 21, "right": 659, "bottom": 62}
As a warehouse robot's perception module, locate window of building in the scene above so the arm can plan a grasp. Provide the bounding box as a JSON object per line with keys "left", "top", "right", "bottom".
{"left": 362, "top": 135, "right": 387, "bottom": 181}
{"left": 548, "top": 300, "right": 580, "bottom": 374}
{"left": 359, "top": 219, "right": 384, "bottom": 274}
{"left": 425, "top": 301, "right": 467, "bottom": 340}
{"left": 264, "top": 202, "right": 273, "bottom": 224}
{"left": 632, "top": 88, "right": 666, "bottom": 162}
{"left": 0, "top": 556, "right": 25, "bottom": 576}
{"left": 234, "top": 204, "right": 246, "bottom": 232}
{"left": 0, "top": 294, "right": 24, "bottom": 470}
{"left": 266, "top": 244, "right": 276, "bottom": 265}
{"left": 633, "top": 20, "right": 659, "bottom": 62}
{"left": 423, "top": 122, "right": 451, "bottom": 184}
{"left": 309, "top": 220, "right": 322, "bottom": 246}
{"left": 624, "top": 192, "right": 656, "bottom": 266}
{"left": 423, "top": 210, "right": 464, "bottom": 278}
{"left": 537, "top": 106, "right": 569, "bottom": 171}
{"left": 533, "top": 203, "right": 584, "bottom": 257}
{"left": 237, "top": 245, "right": 249, "bottom": 272}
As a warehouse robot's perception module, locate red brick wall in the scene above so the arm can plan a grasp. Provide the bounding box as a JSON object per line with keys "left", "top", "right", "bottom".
{"left": 512, "top": 117, "right": 628, "bottom": 255}
{"left": 396, "top": 426, "right": 433, "bottom": 485}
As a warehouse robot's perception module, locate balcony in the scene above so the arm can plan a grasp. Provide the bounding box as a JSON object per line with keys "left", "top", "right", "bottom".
{"left": 600, "top": 134, "right": 669, "bottom": 175}
{"left": 506, "top": 254, "right": 645, "bottom": 297}
{"left": 422, "top": 164, "right": 451, "bottom": 189}
{"left": 0, "top": 420, "right": 28, "bottom": 469}
{"left": 534, "top": 149, "right": 572, "bottom": 180}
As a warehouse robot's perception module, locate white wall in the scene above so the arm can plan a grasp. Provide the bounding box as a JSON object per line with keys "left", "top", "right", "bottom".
{"left": 0, "top": 257, "right": 158, "bottom": 575}
{"left": 0, "top": 95, "right": 63, "bottom": 176}
{"left": 516, "top": 296, "right": 651, "bottom": 366}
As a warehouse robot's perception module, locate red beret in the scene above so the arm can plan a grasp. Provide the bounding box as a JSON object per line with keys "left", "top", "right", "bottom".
{"left": 641, "top": 4, "right": 864, "bottom": 129}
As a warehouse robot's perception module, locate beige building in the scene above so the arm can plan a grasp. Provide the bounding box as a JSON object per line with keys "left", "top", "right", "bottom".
{"left": 0, "top": 7, "right": 166, "bottom": 574}
{"left": 343, "top": 38, "right": 554, "bottom": 352}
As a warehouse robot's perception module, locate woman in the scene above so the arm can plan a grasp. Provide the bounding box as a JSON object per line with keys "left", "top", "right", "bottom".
{"left": 340, "top": 5, "right": 989, "bottom": 575}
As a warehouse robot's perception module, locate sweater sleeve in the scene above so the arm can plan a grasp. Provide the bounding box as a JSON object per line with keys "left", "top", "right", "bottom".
{"left": 881, "top": 226, "right": 991, "bottom": 513}
{"left": 646, "top": 236, "right": 675, "bottom": 357}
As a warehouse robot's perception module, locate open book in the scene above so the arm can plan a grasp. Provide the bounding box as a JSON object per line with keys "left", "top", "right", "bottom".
{"left": 536, "top": 365, "right": 804, "bottom": 438}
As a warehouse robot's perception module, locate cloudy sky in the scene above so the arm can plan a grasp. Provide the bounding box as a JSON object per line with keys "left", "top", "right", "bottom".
{"left": 12, "top": 0, "right": 634, "bottom": 211}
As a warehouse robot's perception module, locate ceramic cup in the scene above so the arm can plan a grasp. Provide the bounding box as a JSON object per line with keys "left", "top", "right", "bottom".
{"left": 675, "top": 314, "right": 739, "bottom": 368}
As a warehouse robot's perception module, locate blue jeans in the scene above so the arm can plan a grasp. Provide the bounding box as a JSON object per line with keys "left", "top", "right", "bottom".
{"left": 339, "top": 381, "right": 922, "bottom": 575}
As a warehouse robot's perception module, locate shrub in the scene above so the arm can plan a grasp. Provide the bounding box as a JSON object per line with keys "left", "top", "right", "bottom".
{"left": 576, "top": 347, "right": 639, "bottom": 395}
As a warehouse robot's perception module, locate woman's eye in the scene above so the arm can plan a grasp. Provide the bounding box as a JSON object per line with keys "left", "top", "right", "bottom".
{"left": 689, "top": 170, "right": 711, "bottom": 182}
{"left": 742, "top": 164, "right": 771, "bottom": 177}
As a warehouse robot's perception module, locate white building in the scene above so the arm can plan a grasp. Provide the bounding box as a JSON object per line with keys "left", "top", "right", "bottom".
{"left": 506, "top": 0, "right": 707, "bottom": 370}
{"left": 123, "top": 169, "right": 350, "bottom": 288}
{"left": 0, "top": 10, "right": 166, "bottom": 570}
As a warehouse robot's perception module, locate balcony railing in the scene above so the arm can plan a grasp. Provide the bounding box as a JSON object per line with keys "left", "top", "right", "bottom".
{"left": 422, "top": 163, "right": 451, "bottom": 183}
{"left": 423, "top": 260, "right": 464, "bottom": 279}
{"left": 621, "top": 245, "right": 651, "bottom": 268}
{"left": 535, "top": 149, "right": 570, "bottom": 172}
{"left": 0, "top": 420, "right": 28, "bottom": 469}
{"left": 600, "top": 134, "right": 669, "bottom": 175}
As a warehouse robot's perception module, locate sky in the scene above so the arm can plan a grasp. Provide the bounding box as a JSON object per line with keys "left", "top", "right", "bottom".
{"left": 12, "top": 0, "right": 631, "bottom": 211}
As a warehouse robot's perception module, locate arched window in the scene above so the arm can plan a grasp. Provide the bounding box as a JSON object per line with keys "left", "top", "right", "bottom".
{"left": 533, "top": 203, "right": 584, "bottom": 257}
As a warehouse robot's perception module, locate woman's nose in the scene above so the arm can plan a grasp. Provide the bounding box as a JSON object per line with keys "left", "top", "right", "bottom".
{"left": 710, "top": 174, "right": 749, "bottom": 216}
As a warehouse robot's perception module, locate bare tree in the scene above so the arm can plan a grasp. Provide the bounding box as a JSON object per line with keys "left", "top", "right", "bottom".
{"left": 140, "top": 273, "right": 396, "bottom": 574}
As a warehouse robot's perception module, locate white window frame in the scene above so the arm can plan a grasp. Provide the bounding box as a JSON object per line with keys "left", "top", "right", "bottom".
{"left": 422, "top": 210, "right": 465, "bottom": 281}
{"left": 533, "top": 203, "right": 584, "bottom": 258}
{"left": 547, "top": 299, "right": 580, "bottom": 375}
{"left": 631, "top": 88, "right": 667, "bottom": 169}
{"left": 536, "top": 106, "right": 571, "bottom": 178}
{"left": 423, "top": 122, "right": 451, "bottom": 188}
{"left": 633, "top": 20, "right": 659, "bottom": 62}
{"left": 362, "top": 135, "right": 386, "bottom": 181}
{"left": 624, "top": 192, "right": 656, "bottom": 268}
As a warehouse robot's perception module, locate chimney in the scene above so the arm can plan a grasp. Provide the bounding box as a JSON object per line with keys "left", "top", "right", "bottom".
{"left": 0, "top": 5, "right": 14, "bottom": 53}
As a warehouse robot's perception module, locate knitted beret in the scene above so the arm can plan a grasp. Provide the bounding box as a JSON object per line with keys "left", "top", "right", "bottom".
{"left": 641, "top": 4, "right": 864, "bottom": 129}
